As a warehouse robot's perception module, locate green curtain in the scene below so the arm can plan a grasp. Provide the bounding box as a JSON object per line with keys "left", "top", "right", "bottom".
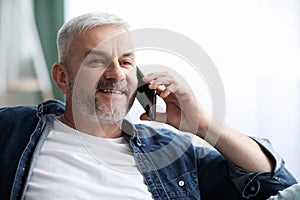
{"left": 34, "top": 0, "right": 64, "bottom": 101}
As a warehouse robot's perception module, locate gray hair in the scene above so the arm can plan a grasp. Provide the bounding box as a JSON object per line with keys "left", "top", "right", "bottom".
{"left": 57, "top": 12, "right": 128, "bottom": 66}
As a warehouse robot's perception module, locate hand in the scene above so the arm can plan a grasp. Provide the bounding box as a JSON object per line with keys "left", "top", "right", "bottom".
{"left": 140, "top": 72, "right": 211, "bottom": 137}
{"left": 141, "top": 72, "right": 275, "bottom": 172}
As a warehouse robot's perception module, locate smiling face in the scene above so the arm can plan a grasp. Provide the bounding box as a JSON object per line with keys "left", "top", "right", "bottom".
{"left": 64, "top": 25, "right": 137, "bottom": 124}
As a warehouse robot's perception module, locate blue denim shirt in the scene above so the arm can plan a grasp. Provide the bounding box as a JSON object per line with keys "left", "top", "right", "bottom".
{"left": 0, "top": 99, "right": 297, "bottom": 200}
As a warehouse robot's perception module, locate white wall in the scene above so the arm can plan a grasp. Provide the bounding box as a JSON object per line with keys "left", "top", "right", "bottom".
{"left": 65, "top": 0, "right": 300, "bottom": 180}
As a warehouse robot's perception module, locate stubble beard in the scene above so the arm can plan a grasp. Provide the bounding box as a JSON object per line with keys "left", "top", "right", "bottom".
{"left": 94, "top": 95, "right": 131, "bottom": 125}
{"left": 69, "top": 77, "right": 135, "bottom": 125}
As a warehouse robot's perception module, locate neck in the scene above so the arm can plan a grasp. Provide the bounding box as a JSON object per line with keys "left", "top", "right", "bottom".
{"left": 60, "top": 112, "right": 123, "bottom": 138}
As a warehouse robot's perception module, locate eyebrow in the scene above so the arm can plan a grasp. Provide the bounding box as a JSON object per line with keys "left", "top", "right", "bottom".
{"left": 85, "top": 50, "right": 107, "bottom": 58}
{"left": 121, "top": 52, "right": 134, "bottom": 58}
{"left": 85, "top": 50, "right": 134, "bottom": 58}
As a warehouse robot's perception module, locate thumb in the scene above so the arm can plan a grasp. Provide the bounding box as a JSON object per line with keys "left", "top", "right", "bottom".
{"left": 139, "top": 113, "right": 151, "bottom": 121}
{"left": 140, "top": 112, "right": 167, "bottom": 123}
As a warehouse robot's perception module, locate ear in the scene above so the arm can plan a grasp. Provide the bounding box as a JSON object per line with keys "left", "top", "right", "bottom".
{"left": 52, "top": 63, "right": 70, "bottom": 94}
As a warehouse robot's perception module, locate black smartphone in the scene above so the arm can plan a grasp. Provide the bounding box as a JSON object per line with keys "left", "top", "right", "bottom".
{"left": 136, "top": 67, "right": 156, "bottom": 120}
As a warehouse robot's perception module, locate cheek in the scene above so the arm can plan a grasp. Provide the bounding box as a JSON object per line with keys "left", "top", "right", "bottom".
{"left": 126, "top": 69, "right": 138, "bottom": 91}
{"left": 72, "top": 69, "right": 102, "bottom": 92}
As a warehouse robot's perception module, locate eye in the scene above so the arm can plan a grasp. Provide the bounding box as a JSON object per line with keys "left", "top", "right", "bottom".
{"left": 121, "top": 61, "right": 131, "bottom": 65}
{"left": 93, "top": 59, "right": 106, "bottom": 64}
{"left": 87, "top": 58, "right": 109, "bottom": 67}
{"left": 120, "top": 59, "right": 134, "bottom": 68}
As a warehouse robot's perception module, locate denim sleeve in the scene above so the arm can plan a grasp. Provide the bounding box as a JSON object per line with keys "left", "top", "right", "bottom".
{"left": 229, "top": 137, "right": 298, "bottom": 199}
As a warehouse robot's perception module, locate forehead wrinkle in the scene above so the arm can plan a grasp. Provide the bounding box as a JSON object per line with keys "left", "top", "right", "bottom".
{"left": 96, "top": 33, "right": 134, "bottom": 58}
{"left": 85, "top": 49, "right": 108, "bottom": 58}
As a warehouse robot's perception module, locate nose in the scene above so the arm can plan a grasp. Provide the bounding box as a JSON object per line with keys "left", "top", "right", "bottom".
{"left": 103, "top": 60, "right": 125, "bottom": 81}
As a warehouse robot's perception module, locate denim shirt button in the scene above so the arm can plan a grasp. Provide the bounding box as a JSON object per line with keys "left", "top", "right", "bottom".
{"left": 250, "top": 186, "right": 256, "bottom": 192}
{"left": 137, "top": 142, "right": 142, "bottom": 147}
{"left": 178, "top": 180, "right": 185, "bottom": 187}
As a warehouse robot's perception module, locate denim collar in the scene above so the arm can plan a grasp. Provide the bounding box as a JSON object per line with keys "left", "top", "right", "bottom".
{"left": 37, "top": 99, "right": 65, "bottom": 116}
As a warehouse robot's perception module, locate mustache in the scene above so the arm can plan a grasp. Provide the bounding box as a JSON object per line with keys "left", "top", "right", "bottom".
{"left": 96, "top": 80, "right": 130, "bottom": 95}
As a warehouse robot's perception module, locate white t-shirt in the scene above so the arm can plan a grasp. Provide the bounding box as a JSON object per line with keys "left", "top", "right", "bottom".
{"left": 25, "top": 118, "right": 153, "bottom": 200}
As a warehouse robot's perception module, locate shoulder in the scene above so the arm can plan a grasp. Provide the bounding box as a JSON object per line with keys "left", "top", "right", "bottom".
{"left": 0, "top": 105, "right": 38, "bottom": 122}
{"left": 0, "top": 99, "right": 65, "bottom": 122}
{"left": 0, "top": 105, "right": 39, "bottom": 141}
{"left": 0, "top": 104, "right": 37, "bottom": 113}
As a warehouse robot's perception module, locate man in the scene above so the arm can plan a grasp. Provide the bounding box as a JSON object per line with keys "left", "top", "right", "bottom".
{"left": 0, "top": 12, "right": 297, "bottom": 200}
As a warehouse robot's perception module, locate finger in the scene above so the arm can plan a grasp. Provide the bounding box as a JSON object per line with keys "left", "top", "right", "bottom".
{"left": 159, "top": 88, "right": 172, "bottom": 98}
{"left": 140, "top": 112, "right": 167, "bottom": 123}
{"left": 143, "top": 72, "right": 170, "bottom": 82}
{"left": 144, "top": 75, "right": 175, "bottom": 88}
{"left": 151, "top": 77, "right": 173, "bottom": 85}
{"left": 148, "top": 77, "right": 174, "bottom": 95}
{"left": 156, "top": 84, "right": 167, "bottom": 93}
{"left": 159, "top": 84, "right": 180, "bottom": 98}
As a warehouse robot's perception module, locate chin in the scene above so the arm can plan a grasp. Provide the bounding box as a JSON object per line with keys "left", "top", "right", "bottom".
{"left": 95, "top": 107, "right": 127, "bottom": 124}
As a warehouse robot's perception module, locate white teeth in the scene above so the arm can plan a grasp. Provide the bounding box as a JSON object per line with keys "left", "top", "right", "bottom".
{"left": 102, "top": 89, "right": 122, "bottom": 94}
